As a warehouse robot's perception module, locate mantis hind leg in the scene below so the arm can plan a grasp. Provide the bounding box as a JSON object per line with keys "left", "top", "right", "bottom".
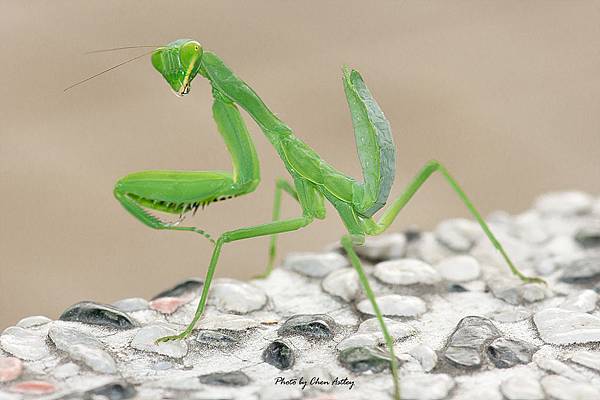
{"left": 155, "top": 214, "right": 314, "bottom": 343}
{"left": 366, "top": 160, "right": 544, "bottom": 284}
{"left": 341, "top": 235, "right": 401, "bottom": 400}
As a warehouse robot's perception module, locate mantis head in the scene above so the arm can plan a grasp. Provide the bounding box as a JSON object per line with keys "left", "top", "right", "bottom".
{"left": 152, "top": 39, "right": 203, "bottom": 97}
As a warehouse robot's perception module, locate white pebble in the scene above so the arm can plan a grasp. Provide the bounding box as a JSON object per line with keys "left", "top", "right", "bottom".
{"left": 434, "top": 255, "right": 480, "bottom": 282}
{"left": 357, "top": 295, "right": 426, "bottom": 318}
{"left": 321, "top": 268, "right": 361, "bottom": 302}
{"left": 409, "top": 344, "right": 438, "bottom": 372}
{"left": 283, "top": 252, "right": 349, "bottom": 278}
{"left": 130, "top": 325, "right": 188, "bottom": 358}
{"left": 500, "top": 375, "right": 544, "bottom": 400}
{"left": 374, "top": 258, "right": 441, "bottom": 285}
{"left": 560, "top": 290, "right": 598, "bottom": 313}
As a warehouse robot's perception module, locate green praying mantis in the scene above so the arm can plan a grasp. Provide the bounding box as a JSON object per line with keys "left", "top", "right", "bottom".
{"left": 74, "top": 39, "right": 545, "bottom": 400}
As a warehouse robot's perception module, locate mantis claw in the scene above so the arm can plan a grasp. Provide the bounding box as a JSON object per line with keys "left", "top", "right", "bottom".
{"left": 154, "top": 330, "right": 193, "bottom": 344}
{"left": 521, "top": 275, "right": 547, "bottom": 286}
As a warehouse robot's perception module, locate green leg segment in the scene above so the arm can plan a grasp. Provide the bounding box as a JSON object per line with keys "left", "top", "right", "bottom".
{"left": 341, "top": 235, "right": 401, "bottom": 400}
{"left": 156, "top": 214, "right": 314, "bottom": 343}
{"left": 256, "top": 178, "right": 299, "bottom": 278}
{"left": 114, "top": 190, "right": 214, "bottom": 242}
{"left": 366, "top": 160, "right": 544, "bottom": 284}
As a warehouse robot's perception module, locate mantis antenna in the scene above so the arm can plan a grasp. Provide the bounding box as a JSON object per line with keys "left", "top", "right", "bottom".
{"left": 84, "top": 45, "right": 160, "bottom": 55}
{"left": 64, "top": 49, "right": 154, "bottom": 92}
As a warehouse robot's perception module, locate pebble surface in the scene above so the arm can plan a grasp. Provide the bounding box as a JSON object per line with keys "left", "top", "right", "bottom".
{"left": 357, "top": 294, "right": 427, "bottom": 317}
{"left": 1, "top": 190, "right": 599, "bottom": 400}
{"left": 534, "top": 307, "right": 600, "bottom": 344}
{"left": 373, "top": 258, "right": 441, "bottom": 285}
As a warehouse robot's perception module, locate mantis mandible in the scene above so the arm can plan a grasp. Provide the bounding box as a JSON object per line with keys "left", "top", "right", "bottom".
{"left": 98, "top": 39, "right": 544, "bottom": 400}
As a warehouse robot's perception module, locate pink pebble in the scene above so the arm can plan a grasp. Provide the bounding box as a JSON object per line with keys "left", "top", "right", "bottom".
{"left": 149, "top": 296, "right": 189, "bottom": 314}
{"left": 0, "top": 357, "right": 23, "bottom": 382}
{"left": 11, "top": 380, "right": 56, "bottom": 394}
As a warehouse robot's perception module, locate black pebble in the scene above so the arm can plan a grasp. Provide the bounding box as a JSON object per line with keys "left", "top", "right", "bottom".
{"left": 338, "top": 346, "right": 393, "bottom": 373}
{"left": 196, "top": 330, "right": 238, "bottom": 347}
{"left": 263, "top": 340, "right": 295, "bottom": 370}
{"left": 59, "top": 302, "right": 137, "bottom": 329}
{"left": 278, "top": 314, "right": 335, "bottom": 340}
{"left": 199, "top": 371, "right": 250, "bottom": 386}
{"left": 83, "top": 382, "right": 136, "bottom": 400}
{"left": 152, "top": 278, "right": 203, "bottom": 299}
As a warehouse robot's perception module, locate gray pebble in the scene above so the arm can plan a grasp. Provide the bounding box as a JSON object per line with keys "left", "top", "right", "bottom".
{"left": 338, "top": 346, "right": 394, "bottom": 373}
{"left": 283, "top": 251, "right": 349, "bottom": 278}
{"left": 443, "top": 316, "right": 501, "bottom": 369}
{"left": 278, "top": 314, "right": 335, "bottom": 340}
{"left": 485, "top": 337, "right": 537, "bottom": 368}
{"left": 198, "top": 371, "right": 250, "bottom": 386}
{"left": 195, "top": 330, "right": 238, "bottom": 347}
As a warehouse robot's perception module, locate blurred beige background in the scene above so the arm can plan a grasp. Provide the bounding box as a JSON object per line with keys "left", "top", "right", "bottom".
{"left": 1, "top": 1, "right": 599, "bottom": 329}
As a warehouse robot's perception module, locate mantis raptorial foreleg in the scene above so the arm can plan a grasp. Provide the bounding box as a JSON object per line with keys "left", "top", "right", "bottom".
{"left": 363, "top": 159, "right": 545, "bottom": 283}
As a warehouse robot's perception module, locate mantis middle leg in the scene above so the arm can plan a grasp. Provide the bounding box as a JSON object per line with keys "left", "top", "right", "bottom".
{"left": 365, "top": 160, "right": 544, "bottom": 284}
{"left": 341, "top": 234, "right": 401, "bottom": 400}
{"left": 156, "top": 214, "right": 314, "bottom": 343}
{"left": 156, "top": 178, "right": 323, "bottom": 343}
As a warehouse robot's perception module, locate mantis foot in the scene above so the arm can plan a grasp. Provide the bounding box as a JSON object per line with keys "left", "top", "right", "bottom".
{"left": 155, "top": 329, "right": 193, "bottom": 344}
{"left": 514, "top": 271, "right": 547, "bottom": 286}
{"left": 520, "top": 275, "right": 547, "bottom": 285}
